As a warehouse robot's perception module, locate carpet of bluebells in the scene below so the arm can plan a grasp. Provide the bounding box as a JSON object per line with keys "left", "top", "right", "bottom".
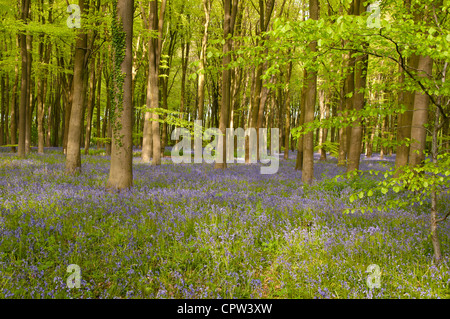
{"left": 1, "top": 147, "right": 450, "bottom": 299}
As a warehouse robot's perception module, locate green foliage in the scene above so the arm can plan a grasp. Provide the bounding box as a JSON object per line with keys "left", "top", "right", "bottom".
{"left": 344, "top": 153, "right": 450, "bottom": 215}
{"left": 314, "top": 141, "right": 339, "bottom": 159}
{"left": 137, "top": 106, "right": 208, "bottom": 137}
{"left": 91, "top": 137, "right": 111, "bottom": 144}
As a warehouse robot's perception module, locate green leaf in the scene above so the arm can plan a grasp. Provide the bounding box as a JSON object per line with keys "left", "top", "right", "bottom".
{"left": 381, "top": 187, "right": 388, "bottom": 195}
{"left": 367, "top": 190, "right": 374, "bottom": 197}
{"left": 358, "top": 191, "right": 364, "bottom": 199}
{"left": 393, "top": 186, "right": 400, "bottom": 193}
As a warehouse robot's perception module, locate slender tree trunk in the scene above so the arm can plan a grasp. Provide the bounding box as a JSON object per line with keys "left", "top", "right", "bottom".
{"left": 246, "top": 0, "right": 274, "bottom": 163}
{"left": 63, "top": 67, "right": 74, "bottom": 154}
{"left": 380, "top": 115, "right": 387, "bottom": 159}
{"left": 430, "top": 103, "right": 443, "bottom": 263}
{"left": 284, "top": 61, "right": 293, "bottom": 160}
{"left": 197, "top": 0, "right": 211, "bottom": 122}
{"left": 215, "top": 0, "right": 239, "bottom": 169}
{"left": 46, "top": 86, "right": 53, "bottom": 148}
{"left": 347, "top": 21, "right": 368, "bottom": 172}
{"left": 141, "top": 0, "right": 165, "bottom": 165}
{"left": 18, "top": 0, "right": 31, "bottom": 157}
{"left": 51, "top": 77, "right": 61, "bottom": 147}
{"left": 330, "top": 91, "right": 338, "bottom": 145}
{"left": 301, "top": 0, "right": 318, "bottom": 184}
{"left": 318, "top": 87, "right": 326, "bottom": 160}
{"left": 295, "top": 69, "right": 307, "bottom": 170}
{"left": 178, "top": 37, "right": 189, "bottom": 147}
{"left": 84, "top": 57, "right": 96, "bottom": 155}
{"left": 10, "top": 37, "right": 19, "bottom": 152}
{"left": 105, "top": 84, "right": 112, "bottom": 156}
{"left": 0, "top": 75, "right": 5, "bottom": 145}
{"left": 96, "top": 56, "right": 102, "bottom": 150}
{"left": 25, "top": 34, "right": 33, "bottom": 155}
{"left": 66, "top": 0, "right": 88, "bottom": 173}
{"left": 337, "top": 82, "right": 347, "bottom": 165}
{"left": 37, "top": 39, "right": 50, "bottom": 154}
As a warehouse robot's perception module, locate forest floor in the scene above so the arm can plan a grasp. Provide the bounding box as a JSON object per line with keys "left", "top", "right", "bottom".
{"left": 1, "top": 147, "right": 450, "bottom": 298}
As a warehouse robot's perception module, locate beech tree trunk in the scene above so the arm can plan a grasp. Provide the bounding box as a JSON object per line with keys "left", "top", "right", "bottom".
{"left": 10, "top": 37, "right": 19, "bottom": 152}
{"left": 409, "top": 55, "right": 433, "bottom": 167}
{"left": 215, "top": 0, "right": 239, "bottom": 169}
{"left": 66, "top": 0, "right": 88, "bottom": 173}
{"left": 25, "top": 34, "right": 32, "bottom": 155}
{"left": 0, "top": 75, "right": 5, "bottom": 145}
{"left": 301, "top": 0, "right": 319, "bottom": 185}
{"left": 245, "top": 0, "right": 274, "bottom": 164}
{"left": 18, "top": 0, "right": 31, "bottom": 157}
{"left": 141, "top": 0, "right": 165, "bottom": 165}
{"left": 284, "top": 61, "right": 293, "bottom": 160}
{"left": 96, "top": 57, "right": 102, "bottom": 150}
{"left": 318, "top": 88, "right": 326, "bottom": 161}
{"left": 295, "top": 69, "right": 307, "bottom": 170}
{"left": 107, "top": 0, "right": 134, "bottom": 190}
{"left": 84, "top": 56, "right": 96, "bottom": 155}
{"left": 347, "top": 1, "right": 368, "bottom": 173}
{"left": 197, "top": 0, "right": 211, "bottom": 122}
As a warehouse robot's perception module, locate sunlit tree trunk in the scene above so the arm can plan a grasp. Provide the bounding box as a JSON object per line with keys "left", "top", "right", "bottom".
{"left": 246, "top": 0, "right": 274, "bottom": 163}
{"left": 25, "top": 33, "right": 32, "bottom": 155}
{"left": 197, "top": 0, "right": 211, "bottom": 122}
{"left": 347, "top": 0, "right": 368, "bottom": 172}
{"left": 284, "top": 61, "right": 293, "bottom": 160}
{"left": 18, "top": 0, "right": 31, "bottom": 157}
{"left": 409, "top": 55, "right": 433, "bottom": 167}
{"left": 107, "top": 0, "right": 134, "bottom": 190}
{"left": 66, "top": 0, "right": 88, "bottom": 173}
{"left": 84, "top": 56, "right": 96, "bottom": 155}
{"left": 215, "top": 0, "right": 239, "bottom": 169}
{"left": 141, "top": 0, "right": 165, "bottom": 165}
{"left": 318, "top": 87, "right": 326, "bottom": 161}
{"left": 10, "top": 37, "right": 19, "bottom": 152}
{"left": 96, "top": 57, "right": 102, "bottom": 150}
{"left": 0, "top": 75, "right": 5, "bottom": 145}
{"left": 295, "top": 69, "right": 307, "bottom": 170}
{"left": 301, "top": 0, "right": 319, "bottom": 185}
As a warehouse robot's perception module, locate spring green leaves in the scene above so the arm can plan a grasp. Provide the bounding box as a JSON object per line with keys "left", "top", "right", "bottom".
{"left": 344, "top": 152, "right": 450, "bottom": 215}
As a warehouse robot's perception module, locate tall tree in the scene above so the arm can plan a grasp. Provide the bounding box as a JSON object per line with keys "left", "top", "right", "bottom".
{"left": 196, "top": 0, "right": 211, "bottom": 123}
{"left": 9, "top": 36, "right": 19, "bottom": 152}
{"left": 346, "top": 0, "right": 369, "bottom": 172}
{"left": 246, "top": 0, "right": 275, "bottom": 163}
{"left": 66, "top": 0, "right": 89, "bottom": 173}
{"left": 141, "top": 0, "right": 165, "bottom": 165}
{"left": 301, "top": 0, "right": 319, "bottom": 185}
{"left": 408, "top": 55, "right": 433, "bottom": 166}
{"left": 37, "top": 0, "right": 52, "bottom": 154}
{"left": 107, "top": 0, "right": 134, "bottom": 190}
{"left": 84, "top": 55, "right": 97, "bottom": 155}
{"left": 215, "top": 0, "right": 239, "bottom": 169}
{"left": 284, "top": 60, "right": 293, "bottom": 160}
{"left": 295, "top": 70, "right": 307, "bottom": 170}
{"left": 18, "top": 0, "right": 31, "bottom": 157}
{"left": 394, "top": 0, "right": 418, "bottom": 173}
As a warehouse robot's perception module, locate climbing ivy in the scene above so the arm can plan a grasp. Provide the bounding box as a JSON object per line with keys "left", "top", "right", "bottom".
{"left": 110, "top": 0, "right": 126, "bottom": 148}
